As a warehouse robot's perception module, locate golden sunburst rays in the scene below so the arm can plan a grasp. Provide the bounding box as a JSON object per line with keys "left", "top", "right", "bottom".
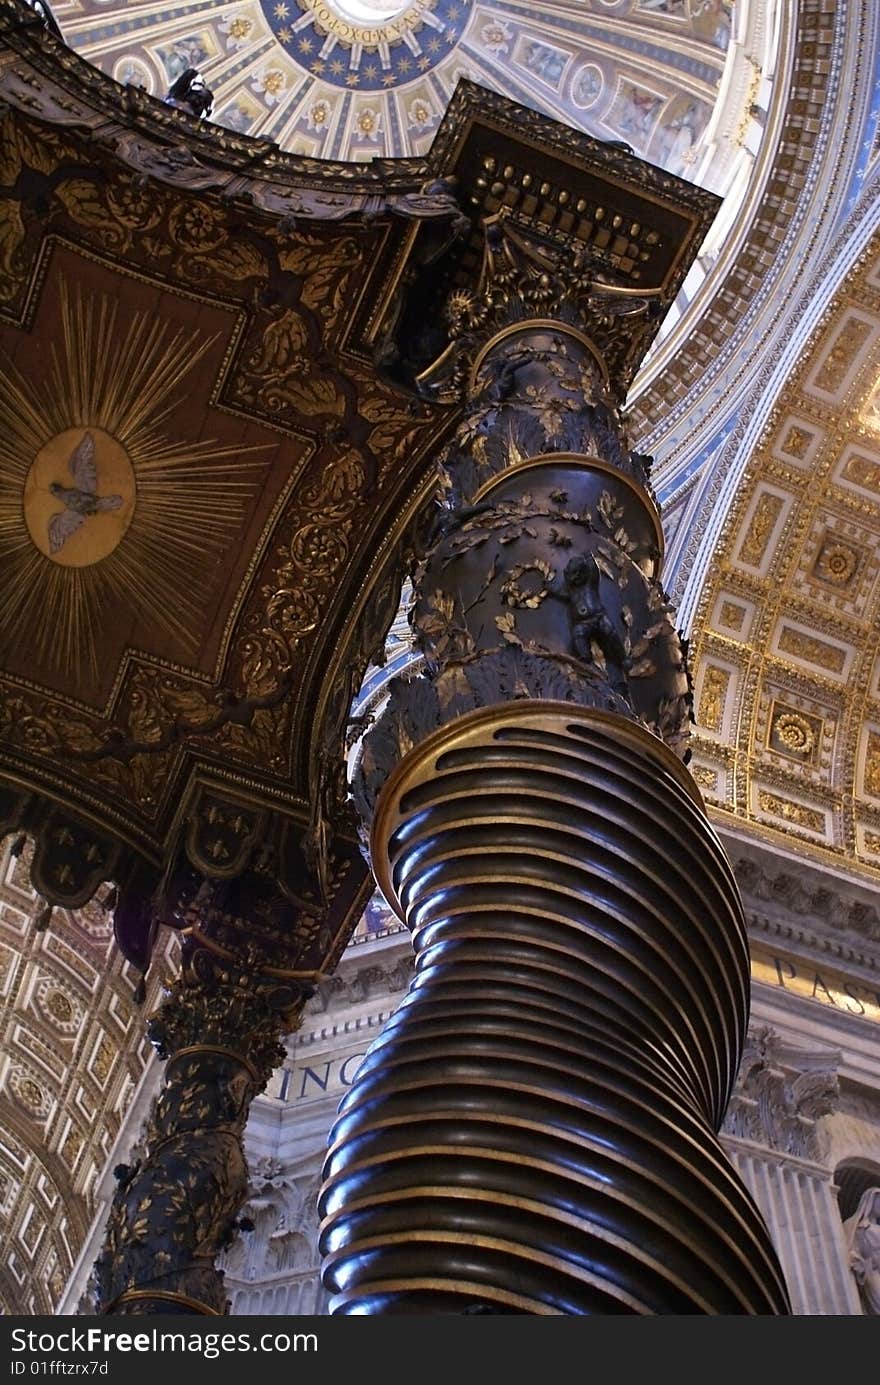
{"left": 0, "top": 279, "right": 271, "bottom": 685}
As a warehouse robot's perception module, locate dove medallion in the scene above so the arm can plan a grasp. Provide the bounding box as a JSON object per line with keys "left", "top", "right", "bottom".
{"left": 47, "top": 432, "right": 124, "bottom": 555}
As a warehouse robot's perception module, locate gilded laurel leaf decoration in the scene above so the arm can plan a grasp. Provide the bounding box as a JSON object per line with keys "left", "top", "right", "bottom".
{"left": 415, "top": 590, "right": 460, "bottom": 660}
{"left": 593, "top": 549, "right": 617, "bottom": 580}
{"left": 500, "top": 560, "right": 555, "bottom": 608}
{"left": 627, "top": 656, "right": 658, "bottom": 679}
{"left": 597, "top": 490, "right": 624, "bottom": 528}
{"left": 613, "top": 524, "right": 637, "bottom": 555}
{"left": 495, "top": 612, "right": 522, "bottom": 646}
{"left": 419, "top": 590, "right": 456, "bottom": 632}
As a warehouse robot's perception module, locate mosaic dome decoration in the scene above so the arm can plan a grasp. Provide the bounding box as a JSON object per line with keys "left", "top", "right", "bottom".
{"left": 56, "top": 0, "right": 740, "bottom": 175}
{"left": 260, "top": 0, "right": 471, "bottom": 93}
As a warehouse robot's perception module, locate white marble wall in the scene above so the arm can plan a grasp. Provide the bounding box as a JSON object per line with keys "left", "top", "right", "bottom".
{"left": 722, "top": 1144, "right": 861, "bottom": 1314}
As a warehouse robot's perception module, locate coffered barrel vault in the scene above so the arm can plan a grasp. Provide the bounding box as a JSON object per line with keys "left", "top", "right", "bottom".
{"left": 690, "top": 239, "right": 880, "bottom": 882}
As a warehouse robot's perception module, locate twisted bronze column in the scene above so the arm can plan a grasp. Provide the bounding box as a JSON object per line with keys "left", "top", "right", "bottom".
{"left": 320, "top": 223, "right": 790, "bottom": 1314}
{"left": 93, "top": 881, "right": 311, "bottom": 1316}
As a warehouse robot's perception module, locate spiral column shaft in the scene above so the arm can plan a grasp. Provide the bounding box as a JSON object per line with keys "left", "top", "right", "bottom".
{"left": 321, "top": 706, "right": 790, "bottom": 1314}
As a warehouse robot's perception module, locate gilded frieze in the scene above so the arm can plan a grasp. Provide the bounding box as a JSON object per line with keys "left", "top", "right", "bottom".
{"left": 756, "top": 791, "right": 826, "bottom": 836}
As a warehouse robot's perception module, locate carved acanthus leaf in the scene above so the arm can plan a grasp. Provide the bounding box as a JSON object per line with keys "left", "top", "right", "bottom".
{"left": 722, "top": 1026, "right": 840, "bottom": 1163}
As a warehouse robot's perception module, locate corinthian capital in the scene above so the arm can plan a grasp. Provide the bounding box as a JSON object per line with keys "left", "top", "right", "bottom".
{"left": 417, "top": 217, "right": 668, "bottom": 405}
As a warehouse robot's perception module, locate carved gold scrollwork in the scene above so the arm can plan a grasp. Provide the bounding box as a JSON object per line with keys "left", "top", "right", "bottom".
{"left": 262, "top": 588, "right": 321, "bottom": 639}
{"left": 105, "top": 177, "right": 162, "bottom": 233}
{"left": 53, "top": 178, "right": 130, "bottom": 253}
{"left": 266, "top": 374, "right": 347, "bottom": 417}
{"left": 246, "top": 310, "right": 309, "bottom": 380}
{"left": 290, "top": 522, "right": 349, "bottom": 576}
{"left": 168, "top": 200, "right": 227, "bottom": 253}
{"left": 299, "top": 449, "right": 365, "bottom": 510}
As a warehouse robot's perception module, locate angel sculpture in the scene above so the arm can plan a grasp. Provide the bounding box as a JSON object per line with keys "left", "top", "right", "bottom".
{"left": 164, "top": 68, "right": 214, "bottom": 119}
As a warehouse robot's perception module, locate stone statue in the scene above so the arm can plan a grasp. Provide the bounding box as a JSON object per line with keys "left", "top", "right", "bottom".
{"left": 164, "top": 69, "right": 213, "bottom": 119}
{"left": 845, "top": 1186, "right": 880, "bottom": 1314}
